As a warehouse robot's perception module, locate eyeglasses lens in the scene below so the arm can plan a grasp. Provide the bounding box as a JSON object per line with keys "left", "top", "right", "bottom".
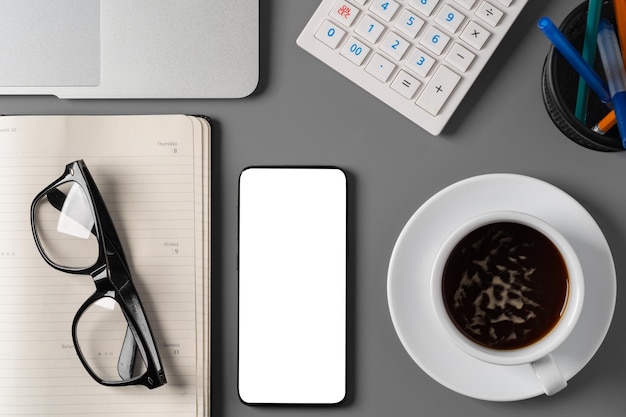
{"left": 76, "top": 298, "right": 147, "bottom": 383}
{"left": 33, "top": 181, "right": 99, "bottom": 269}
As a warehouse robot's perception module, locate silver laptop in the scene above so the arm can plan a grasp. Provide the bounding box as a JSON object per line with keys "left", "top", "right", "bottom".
{"left": 0, "top": 0, "right": 259, "bottom": 98}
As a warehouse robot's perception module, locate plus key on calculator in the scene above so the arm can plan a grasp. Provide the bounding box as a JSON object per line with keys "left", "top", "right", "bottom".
{"left": 297, "top": 0, "right": 528, "bottom": 135}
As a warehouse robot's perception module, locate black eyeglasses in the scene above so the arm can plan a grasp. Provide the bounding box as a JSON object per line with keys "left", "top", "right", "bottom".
{"left": 30, "top": 160, "right": 166, "bottom": 389}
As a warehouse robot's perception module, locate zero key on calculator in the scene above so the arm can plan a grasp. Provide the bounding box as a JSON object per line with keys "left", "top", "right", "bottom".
{"left": 296, "top": 0, "right": 528, "bottom": 135}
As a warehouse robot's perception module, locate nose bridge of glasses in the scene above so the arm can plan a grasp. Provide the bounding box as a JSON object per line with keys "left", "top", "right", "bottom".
{"left": 103, "top": 245, "right": 134, "bottom": 291}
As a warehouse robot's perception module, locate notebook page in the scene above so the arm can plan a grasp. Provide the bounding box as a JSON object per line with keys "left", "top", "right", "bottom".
{"left": 0, "top": 115, "right": 205, "bottom": 416}
{"left": 196, "top": 115, "right": 212, "bottom": 416}
{"left": 190, "top": 116, "right": 209, "bottom": 414}
{"left": 198, "top": 117, "right": 211, "bottom": 416}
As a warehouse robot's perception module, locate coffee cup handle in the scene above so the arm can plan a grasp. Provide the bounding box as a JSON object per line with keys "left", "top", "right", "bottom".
{"left": 531, "top": 354, "right": 567, "bottom": 396}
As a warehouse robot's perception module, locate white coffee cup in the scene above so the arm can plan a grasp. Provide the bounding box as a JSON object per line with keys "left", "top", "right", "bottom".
{"left": 430, "top": 211, "right": 584, "bottom": 396}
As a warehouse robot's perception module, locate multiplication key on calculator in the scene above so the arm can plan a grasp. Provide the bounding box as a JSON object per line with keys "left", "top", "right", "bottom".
{"left": 297, "top": 0, "right": 528, "bottom": 135}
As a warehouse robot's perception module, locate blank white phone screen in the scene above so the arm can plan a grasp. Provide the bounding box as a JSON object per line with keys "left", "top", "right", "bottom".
{"left": 238, "top": 167, "right": 347, "bottom": 404}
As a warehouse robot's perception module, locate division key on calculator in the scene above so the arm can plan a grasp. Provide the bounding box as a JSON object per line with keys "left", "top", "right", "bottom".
{"left": 296, "top": 0, "right": 528, "bottom": 135}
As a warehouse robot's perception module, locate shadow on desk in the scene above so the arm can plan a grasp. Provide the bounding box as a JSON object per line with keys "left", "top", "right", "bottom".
{"left": 443, "top": 1, "right": 551, "bottom": 136}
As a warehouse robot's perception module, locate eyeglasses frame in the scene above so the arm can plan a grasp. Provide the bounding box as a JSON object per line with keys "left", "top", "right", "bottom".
{"left": 30, "top": 160, "right": 167, "bottom": 389}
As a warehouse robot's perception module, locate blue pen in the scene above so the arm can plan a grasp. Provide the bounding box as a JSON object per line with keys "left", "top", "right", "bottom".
{"left": 597, "top": 19, "right": 626, "bottom": 148}
{"left": 538, "top": 16, "right": 611, "bottom": 105}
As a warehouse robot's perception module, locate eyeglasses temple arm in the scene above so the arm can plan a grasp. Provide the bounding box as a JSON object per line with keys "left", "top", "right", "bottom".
{"left": 114, "top": 277, "right": 167, "bottom": 388}
{"left": 117, "top": 327, "right": 137, "bottom": 380}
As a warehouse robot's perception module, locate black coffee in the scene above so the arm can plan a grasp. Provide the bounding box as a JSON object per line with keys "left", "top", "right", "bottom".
{"left": 442, "top": 222, "right": 569, "bottom": 350}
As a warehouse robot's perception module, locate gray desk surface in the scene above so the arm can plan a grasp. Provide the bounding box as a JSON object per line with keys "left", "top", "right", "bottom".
{"left": 2, "top": 0, "right": 624, "bottom": 415}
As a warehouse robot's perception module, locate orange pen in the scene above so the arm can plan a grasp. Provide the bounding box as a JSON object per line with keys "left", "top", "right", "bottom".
{"left": 615, "top": 0, "right": 626, "bottom": 63}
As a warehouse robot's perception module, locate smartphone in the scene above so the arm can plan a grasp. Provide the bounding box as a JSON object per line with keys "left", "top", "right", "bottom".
{"left": 238, "top": 167, "right": 347, "bottom": 405}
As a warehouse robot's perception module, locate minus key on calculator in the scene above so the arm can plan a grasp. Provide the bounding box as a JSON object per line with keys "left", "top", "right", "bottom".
{"left": 297, "top": 0, "right": 528, "bottom": 135}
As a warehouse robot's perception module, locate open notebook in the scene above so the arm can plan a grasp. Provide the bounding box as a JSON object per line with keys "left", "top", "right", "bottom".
{"left": 0, "top": 115, "right": 210, "bottom": 416}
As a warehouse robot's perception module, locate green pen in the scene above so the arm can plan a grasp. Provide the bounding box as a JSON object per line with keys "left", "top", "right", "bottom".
{"left": 575, "top": 0, "right": 602, "bottom": 123}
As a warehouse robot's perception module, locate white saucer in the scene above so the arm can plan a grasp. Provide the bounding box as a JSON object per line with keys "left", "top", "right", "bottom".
{"left": 387, "top": 174, "right": 616, "bottom": 401}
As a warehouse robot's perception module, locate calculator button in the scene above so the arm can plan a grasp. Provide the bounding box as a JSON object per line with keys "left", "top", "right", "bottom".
{"left": 366, "top": 53, "right": 396, "bottom": 82}
{"left": 454, "top": 0, "right": 477, "bottom": 10}
{"left": 315, "top": 20, "right": 347, "bottom": 49}
{"left": 340, "top": 36, "right": 371, "bottom": 65}
{"left": 405, "top": 47, "right": 436, "bottom": 77}
{"left": 380, "top": 32, "right": 411, "bottom": 60}
{"left": 416, "top": 65, "right": 461, "bottom": 115}
{"left": 435, "top": 4, "right": 466, "bottom": 34}
{"left": 495, "top": 0, "right": 513, "bottom": 7}
{"left": 394, "top": 9, "right": 425, "bottom": 39}
{"left": 391, "top": 70, "right": 421, "bottom": 98}
{"left": 445, "top": 43, "right": 475, "bottom": 72}
{"left": 352, "top": 0, "right": 368, "bottom": 4}
{"left": 409, "top": 0, "right": 441, "bottom": 17}
{"left": 460, "top": 20, "right": 491, "bottom": 49}
{"left": 475, "top": 1, "right": 504, "bottom": 27}
{"left": 420, "top": 26, "right": 451, "bottom": 55}
{"left": 355, "top": 14, "right": 386, "bottom": 43}
{"left": 331, "top": 0, "right": 361, "bottom": 27}
{"left": 369, "top": 0, "right": 400, "bottom": 22}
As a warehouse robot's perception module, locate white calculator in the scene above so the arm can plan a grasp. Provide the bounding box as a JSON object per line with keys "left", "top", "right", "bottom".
{"left": 297, "top": 0, "right": 528, "bottom": 135}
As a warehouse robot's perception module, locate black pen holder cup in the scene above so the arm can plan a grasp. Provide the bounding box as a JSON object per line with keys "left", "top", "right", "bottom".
{"left": 542, "top": 0, "right": 623, "bottom": 151}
